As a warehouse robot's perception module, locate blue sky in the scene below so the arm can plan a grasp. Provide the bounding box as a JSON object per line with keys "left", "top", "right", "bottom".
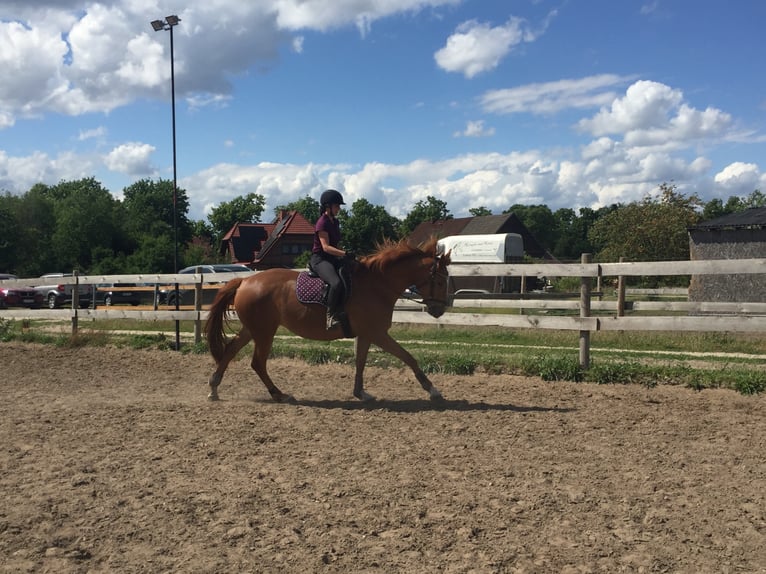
{"left": 1, "top": 1, "right": 765, "bottom": 221}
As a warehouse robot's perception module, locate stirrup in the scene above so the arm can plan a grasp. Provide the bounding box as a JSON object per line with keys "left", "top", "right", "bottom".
{"left": 326, "top": 311, "right": 341, "bottom": 330}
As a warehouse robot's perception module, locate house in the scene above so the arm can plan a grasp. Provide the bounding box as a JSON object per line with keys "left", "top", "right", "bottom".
{"left": 219, "top": 210, "right": 315, "bottom": 269}
{"left": 688, "top": 207, "right": 766, "bottom": 302}
{"left": 408, "top": 213, "right": 554, "bottom": 293}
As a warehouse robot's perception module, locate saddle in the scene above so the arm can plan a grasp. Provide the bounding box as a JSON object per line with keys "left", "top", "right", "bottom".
{"left": 295, "top": 261, "right": 354, "bottom": 338}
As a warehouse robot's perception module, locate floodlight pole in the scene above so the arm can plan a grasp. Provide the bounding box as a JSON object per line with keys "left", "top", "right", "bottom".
{"left": 151, "top": 15, "right": 182, "bottom": 351}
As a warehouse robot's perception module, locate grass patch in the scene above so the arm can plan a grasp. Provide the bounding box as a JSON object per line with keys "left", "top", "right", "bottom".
{"left": 3, "top": 318, "right": 766, "bottom": 395}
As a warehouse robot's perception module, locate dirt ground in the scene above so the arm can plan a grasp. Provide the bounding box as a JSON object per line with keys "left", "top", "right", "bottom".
{"left": 1, "top": 342, "right": 765, "bottom": 574}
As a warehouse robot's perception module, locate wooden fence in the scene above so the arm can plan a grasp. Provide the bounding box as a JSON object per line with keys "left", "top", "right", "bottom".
{"left": 2, "top": 257, "right": 766, "bottom": 367}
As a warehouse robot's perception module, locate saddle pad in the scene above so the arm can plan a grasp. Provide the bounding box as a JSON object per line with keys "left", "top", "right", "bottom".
{"left": 296, "top": 272, "right": 327, "bottom": 305}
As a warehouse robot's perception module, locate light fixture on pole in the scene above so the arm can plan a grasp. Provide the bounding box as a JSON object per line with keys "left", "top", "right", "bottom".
{"left": 151, "top": 14, "right": 182, "bottom": 351}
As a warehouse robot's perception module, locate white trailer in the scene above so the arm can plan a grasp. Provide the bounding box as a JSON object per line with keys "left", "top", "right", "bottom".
{"left": 437, "top": 233, "right": 524, "bottom": 294}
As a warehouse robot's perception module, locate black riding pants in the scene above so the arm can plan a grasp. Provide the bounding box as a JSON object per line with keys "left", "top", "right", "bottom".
{"left": 310, "top": 254, "right": 344, "bottom": 313}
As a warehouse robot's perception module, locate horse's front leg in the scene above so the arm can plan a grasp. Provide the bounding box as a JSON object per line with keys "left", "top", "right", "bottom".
{"left": 353, "top": 337, "right": 376, "bottom": 402}
{"left": 372, "top": 333, "right": 443, "bottom": 400}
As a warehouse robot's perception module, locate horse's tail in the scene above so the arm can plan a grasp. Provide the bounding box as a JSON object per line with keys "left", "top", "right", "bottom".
{"left": 204, "top": 277, "right": 244, "bottom": 363}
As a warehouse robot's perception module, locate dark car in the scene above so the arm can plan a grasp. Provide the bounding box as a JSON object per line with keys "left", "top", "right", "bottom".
{"left": 95, "top": 283, "right": 152, "bottom": 307}
{"left": 158, "top": 264, "right": 252, "bottom": 307}
{"left": 0, "top": 282, "right": 45, "bottom": 308}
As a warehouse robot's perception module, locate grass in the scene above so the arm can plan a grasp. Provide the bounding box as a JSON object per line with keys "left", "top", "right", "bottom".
{"left": 1, "top": 317, "right": 765, "bottom": 395}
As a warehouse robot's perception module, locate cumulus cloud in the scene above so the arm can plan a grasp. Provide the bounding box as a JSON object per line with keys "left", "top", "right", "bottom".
{"left": 713, "top": 162, "right": 765, "bottom": 196}
{"left": 0, "top": 0, "right": 457, "bottom": 127}
{"left": 103, "top": 143, "right": 156, "bottom": 176}
{"left": 435, "top": 14, "right": 555, "bottom": 78}
{"left": 578, "top": 80, "right": 733, "bottom": 152}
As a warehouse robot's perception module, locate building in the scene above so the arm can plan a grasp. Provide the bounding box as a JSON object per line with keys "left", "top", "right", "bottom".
{"left": 688, "top": 207, "right": 766, "bottom": 302}
{"left": 219, "top": 210, "right": 315, "bottom": 269}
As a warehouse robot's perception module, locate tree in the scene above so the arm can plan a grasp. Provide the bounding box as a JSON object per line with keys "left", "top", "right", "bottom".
{"left": 469, "top": 206, "right": 492, "bottom": 217}
{"left": 275, "top": 195, "right": 321, "bottom": 224}
{"left": 399, "top": 196, "right": 451, "bottom": 237}
{"left": 552, "top": 206, "right": 617, "bottom": 260}
{"left": 0, "top": 193, "right": 20, "bottom": 273}
{"left": 49, "top": 178, "right": 120, "bottom": 271}
{"left": 122, "top": 179, "right": 194, "bottom": 272}
{"left": 338, "top": 198, "right": 400, "bottom": 255}
{"left": 504, "top": 204, "right": 558, "bottom": 253}
{"left": 208, "top": 192, "right": 266, "bottom": 245}
{"left": 10, "top": 185, "right": 57, "bottom": 276}
{"left": 588, "top": 183, "right": 702, "bottom": 263}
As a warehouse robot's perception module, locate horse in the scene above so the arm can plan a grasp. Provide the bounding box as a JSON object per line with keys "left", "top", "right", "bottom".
{"left": 204, "top": 237, "right": 451, "bottom": 403}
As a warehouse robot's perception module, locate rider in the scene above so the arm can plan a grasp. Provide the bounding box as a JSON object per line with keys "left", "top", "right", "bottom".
{"left": 311, "top": 189, "right": 352, "bottom": 330}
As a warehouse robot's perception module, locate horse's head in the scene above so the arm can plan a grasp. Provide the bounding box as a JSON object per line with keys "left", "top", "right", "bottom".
{"left": 412, "top": 239, "right": 451, "bottom": 318}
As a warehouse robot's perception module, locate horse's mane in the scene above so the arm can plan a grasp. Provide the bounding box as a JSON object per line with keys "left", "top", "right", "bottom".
{"left": 360, "top": 236, "right": 439, "bottom": 273}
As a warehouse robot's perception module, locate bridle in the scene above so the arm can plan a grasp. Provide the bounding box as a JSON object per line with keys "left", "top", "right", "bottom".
{"left": 409, "top": 254, "right": 449, "bottom": 309}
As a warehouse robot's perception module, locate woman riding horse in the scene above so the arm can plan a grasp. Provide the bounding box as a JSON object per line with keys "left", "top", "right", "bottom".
{"left": 205, "top": 237, "right": 450, "bottom": 403}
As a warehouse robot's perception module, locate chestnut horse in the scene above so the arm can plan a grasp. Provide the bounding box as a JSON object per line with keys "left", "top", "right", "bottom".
{"left": 204, "top": 237, "right": 451, "bottom": 402}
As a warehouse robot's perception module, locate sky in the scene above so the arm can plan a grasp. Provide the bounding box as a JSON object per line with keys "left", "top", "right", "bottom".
{"left": 1, "top": 0, "right": 765, "bottom": 222}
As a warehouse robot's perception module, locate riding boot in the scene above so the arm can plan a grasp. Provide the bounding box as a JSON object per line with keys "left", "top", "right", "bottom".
{"left": 326, "top": 308, "right": 342, "bottom": 330}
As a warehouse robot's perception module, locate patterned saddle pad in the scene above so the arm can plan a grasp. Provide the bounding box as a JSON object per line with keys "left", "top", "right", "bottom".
{"left": 296, "top": 272, "right": 328, "bottom": 306}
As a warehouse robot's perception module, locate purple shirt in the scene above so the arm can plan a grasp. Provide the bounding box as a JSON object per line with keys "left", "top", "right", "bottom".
{"left": 312, "top": 213, "right": 341, "bottom": 254}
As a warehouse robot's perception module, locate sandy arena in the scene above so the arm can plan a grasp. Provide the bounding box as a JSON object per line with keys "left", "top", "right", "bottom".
{"left": 1, "top": 342, "right": 765, "bottom": 573}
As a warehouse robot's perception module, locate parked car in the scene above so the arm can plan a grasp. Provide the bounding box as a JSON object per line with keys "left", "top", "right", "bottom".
{"left": 157, "top": 264, "right": 252, "bottom": 307}
{"left": 94, "top": 283, "right": 152, "bottom": 307}
{"left": 0, "top": 277, "right": 45, "bottom": 308}
{"left": 34, "top": 273, "right": 93, "bottom": 309}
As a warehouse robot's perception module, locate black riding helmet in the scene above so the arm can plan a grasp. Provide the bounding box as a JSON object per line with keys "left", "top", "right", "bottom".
{"left": 320, "top": 189, "right": 345, "bottom": 209}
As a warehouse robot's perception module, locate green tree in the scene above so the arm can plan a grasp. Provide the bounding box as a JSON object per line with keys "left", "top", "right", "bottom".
{"left": 208, "top": 192, "right": 266, "bottom": 245}
{"left": 552, "top": 206, "right": 617, "bottom": 260}
{"left": 504, "top": 204, "right": 558, "bottom": 253}
{"left": 469, "top": 206, "right": 492, "bottom": 217}
{"left": 10, "top": 185, "right": 57, "bottom": 276}
{"left": 48, "top": 178, "right": 121, "bottom": 271}
{"left": 122, "top": 179, "right": 193, "bottom": 272}
{"left": 0, "top": 193, "right": 20, "bottom": 273}
{"left": 588, "top": 183, "right": 702, "bottom": 263}
{"left": 275, "top": 195, "right": 321, "bottom": 224}
{"left": 399, "top": 196, "right": 451, "bottom": 237}
{"left": 338, "top": 198, "right": 400, "bottom": 255}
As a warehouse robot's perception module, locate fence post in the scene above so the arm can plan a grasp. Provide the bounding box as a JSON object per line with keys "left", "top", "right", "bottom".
{"left": 71, "top": 270, "right": 80, "bottom": 336}
{"left": 579, "top": 254, "right": 591, "bottom": 369}
{"left": 519, "top": 273, "right": 526, "bottom": 316}
{"left": 617, "top": 256, "right": 626, "bottom": 317}
{"left": 194, "top": 267, "right": 203, "bottom": 344}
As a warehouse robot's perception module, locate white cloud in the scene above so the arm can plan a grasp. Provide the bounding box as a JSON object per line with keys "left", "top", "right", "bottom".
{"left": 713, "top": 162, "right": 764, "bottom": 195}
{"left": 78, "top": 126, "right": 107, "bottom": 141}
{"left": 453, "top": 120, "right": 495, "bottom": 138}
{"left": 103, "top": 142, "right": 156, "bottom": 176}
{"left": 272, "top": 0, "right": 460, "bottom": 34}
{"left": 480, "top": 75, "right": 631, "bottom": 115}
{"left": 578, "top": 80, "right": 734, "bottom": 154}
{"left": 435, "top": 15, "right": 552, "bottom": 78}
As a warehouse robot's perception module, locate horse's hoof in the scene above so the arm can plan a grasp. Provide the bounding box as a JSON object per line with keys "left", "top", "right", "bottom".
{"left": 429, "top": 390, "right": 445, "bottom": 402}
{"left": 208, "top": 392, "right": 219, "bottom": 401}
{"left": 271, "top": 392, "right": 295, "bottom": 403}
{"left": 354, "top": 390, "right": 376, "bottom": 402}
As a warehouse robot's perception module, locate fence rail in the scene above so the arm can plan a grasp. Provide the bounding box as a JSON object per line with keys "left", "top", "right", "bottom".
{"left": 2, "top": 258, "right": 766, "bottom": 366}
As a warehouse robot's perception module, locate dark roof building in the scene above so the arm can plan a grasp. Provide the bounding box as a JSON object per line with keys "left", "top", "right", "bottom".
{"left": 220, "top": 210, "right": 315, "bottom": 269}
{"left": 688, "top": 207, "right": 766, "bottom": 302}
{"left": 408, "top": 213, "right": 553, "bottom": 260}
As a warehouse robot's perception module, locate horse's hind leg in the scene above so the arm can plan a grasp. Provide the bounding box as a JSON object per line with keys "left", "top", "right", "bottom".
{"left": 208, "top": 328, "right": 252, "bottom": 401}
